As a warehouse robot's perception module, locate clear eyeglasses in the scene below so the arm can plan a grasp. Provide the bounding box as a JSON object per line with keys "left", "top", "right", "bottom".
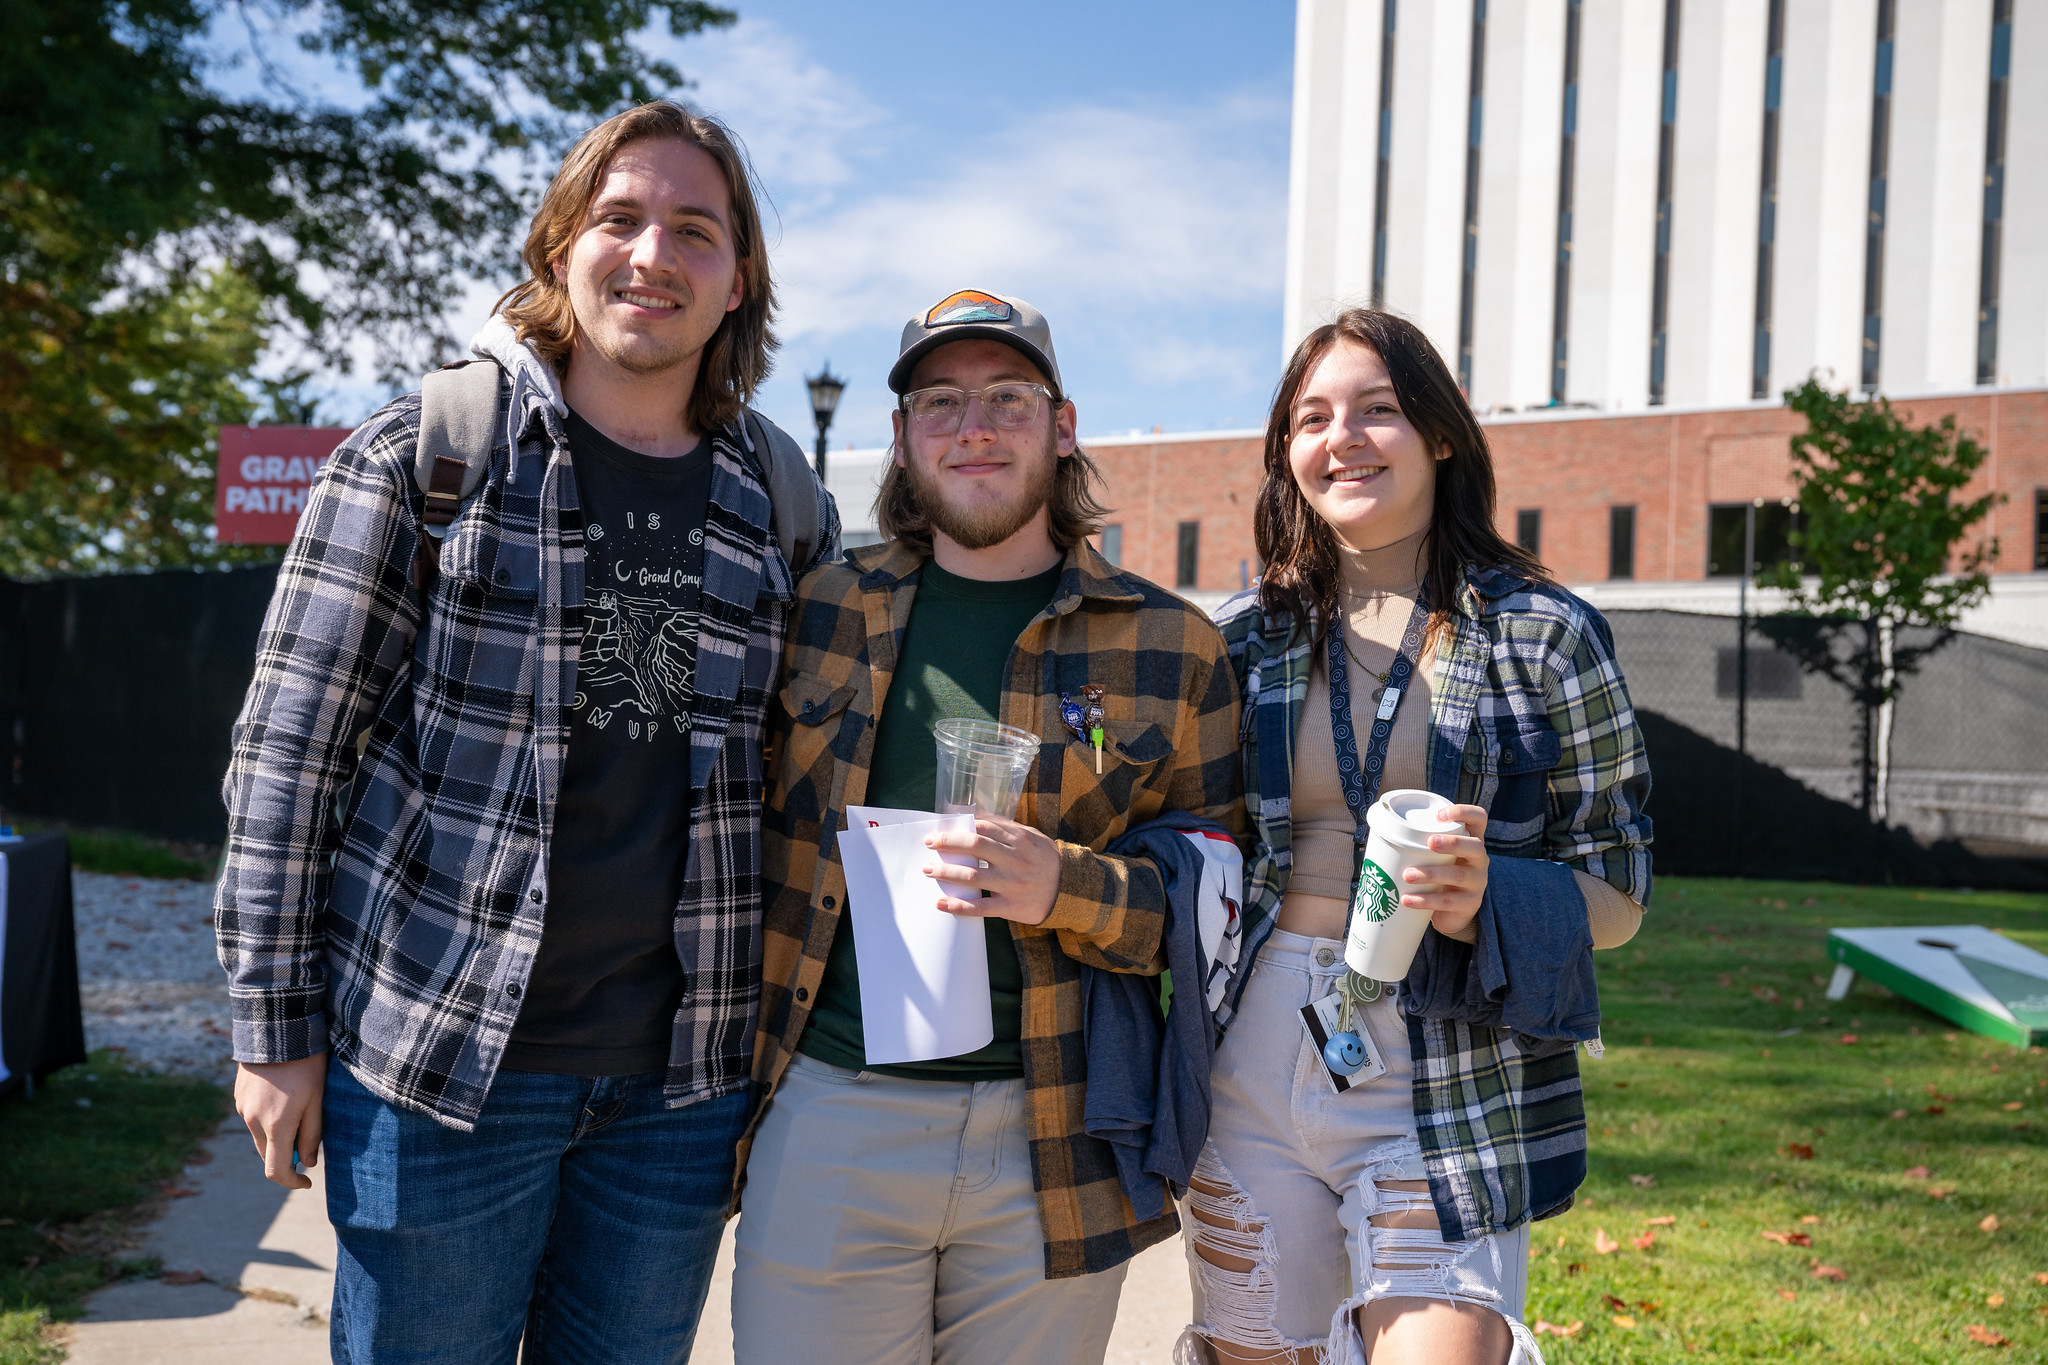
{"left": 899, "top": 383, "right": 1054, "bottom": 435}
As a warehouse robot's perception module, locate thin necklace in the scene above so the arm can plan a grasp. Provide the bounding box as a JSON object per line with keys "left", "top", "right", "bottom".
{"left": 1340, "top": 619, "right": 1392, "bottom": 693}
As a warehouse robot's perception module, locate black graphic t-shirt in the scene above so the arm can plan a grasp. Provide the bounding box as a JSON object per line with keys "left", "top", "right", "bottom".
{"left": 501, "top": 410, "right": 713, "bottom": 1075}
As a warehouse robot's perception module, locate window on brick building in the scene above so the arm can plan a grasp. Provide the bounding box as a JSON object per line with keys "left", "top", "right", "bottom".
{"left": 1609, "top": 505, "right": 1636, "bottom": 580}
{"left": 1099, "top": 524, "right": 1123, "bottom": 566}
{"left": 1515, "top": 509, "right": 1542, "bottom": 557}
{"left": 1707, "top": 500, "right": 1799, "bottom": 577}
{"left": 1176, "top": 521, "right": 1200, "bottom": 589}
{"left": 2035, "top": 489, "right": 2048, "bottom": 570}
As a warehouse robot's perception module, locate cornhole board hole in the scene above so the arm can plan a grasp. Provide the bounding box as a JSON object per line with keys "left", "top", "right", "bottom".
{"left": 1825, "top": 926, "right": 2048, "bottom": 1047}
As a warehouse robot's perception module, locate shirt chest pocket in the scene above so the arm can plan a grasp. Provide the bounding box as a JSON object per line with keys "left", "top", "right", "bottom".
{"left": 776, "top": 673, "right": 864, "bottom": 784}
{"left": 1462, "top": 715, "right": 1562, "bottom": 834}
{"left": 1053, "top": 718, "right": 1173, "bottom": 837}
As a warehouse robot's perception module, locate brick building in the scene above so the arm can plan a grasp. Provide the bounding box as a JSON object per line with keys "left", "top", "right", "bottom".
{"left": 1080, "top": 386, "right": 2048, "bottom": 600}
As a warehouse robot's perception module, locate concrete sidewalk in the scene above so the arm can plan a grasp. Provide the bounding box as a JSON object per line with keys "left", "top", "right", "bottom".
{"left": 59, "top": 1117, "right": 1193, "bottom": 1363}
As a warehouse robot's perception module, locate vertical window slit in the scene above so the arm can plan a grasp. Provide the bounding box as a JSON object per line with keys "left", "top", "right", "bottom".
{"left": 1977, "top": 0, "right": 2013, "bottom": 385}
{"left": 1649, "top": 0, "right": 1682, "bottom": 404}
{"left": 1862, "top": 0, "right": 1896, "bottom": 393}
{"left": 1372, "top": 0, "right": 1399, "bottom": 309}
{"left": 1753, "top": 0, "right": 1786, "bottom": 400}
{"left": 1551, "top": 0, "right": 1583, "bottom": 404}
{"left": 1457, "top": 0, "right": 1489, "bottom": 394}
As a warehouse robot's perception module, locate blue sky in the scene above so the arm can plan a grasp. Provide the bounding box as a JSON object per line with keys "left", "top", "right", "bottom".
{"left": 232, "top": 2, "right": 1296, "bottom": 445}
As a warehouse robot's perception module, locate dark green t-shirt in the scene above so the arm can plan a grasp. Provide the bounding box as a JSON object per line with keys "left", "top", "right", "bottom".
{"left": 797, "top": 558, "right": 1064, "bottom": 1080}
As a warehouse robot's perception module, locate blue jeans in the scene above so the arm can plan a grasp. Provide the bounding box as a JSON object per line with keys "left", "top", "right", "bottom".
{"left": 323, "top": 1057, "right": 748, "bottom": 1364}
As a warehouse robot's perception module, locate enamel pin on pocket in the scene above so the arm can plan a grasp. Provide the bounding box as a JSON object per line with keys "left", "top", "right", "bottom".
{"left": 1300, "top": 989, "right": 1387, "bottom": 1094}
{"left": 1081, "top": 684, "right": 1107, "bottom": 772}
{"left": 1060, "top": 686, "right": 1108, "bottom": 772}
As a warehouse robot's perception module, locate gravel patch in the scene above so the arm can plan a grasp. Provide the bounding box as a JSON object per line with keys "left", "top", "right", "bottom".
{"left": 73, "top": 871, "right": 234, "bottom": 1085}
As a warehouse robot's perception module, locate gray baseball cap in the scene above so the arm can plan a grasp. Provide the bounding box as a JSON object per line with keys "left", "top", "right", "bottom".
{"left": 886, "top": 290, "right": 1064, "bottom": 399}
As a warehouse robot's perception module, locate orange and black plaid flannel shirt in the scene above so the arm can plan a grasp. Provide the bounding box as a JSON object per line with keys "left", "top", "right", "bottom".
{"left": 742, "top": 538, "right": 1244, "bottom": 1278}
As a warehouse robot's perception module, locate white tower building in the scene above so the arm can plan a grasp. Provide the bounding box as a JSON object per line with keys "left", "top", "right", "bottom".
{"left": 1284, "top": 0, "right": 2048, "bottom": 412}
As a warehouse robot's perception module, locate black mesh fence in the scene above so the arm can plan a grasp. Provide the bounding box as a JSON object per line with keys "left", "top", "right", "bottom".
{"left": 1605, "top": 609, "right": 2048, "bottom": 890}
{"left": 4, "top": 572, "right": 2044, "bottom": 888}
{"left": 1, "top": 566, "right": 280, "bottom": 844}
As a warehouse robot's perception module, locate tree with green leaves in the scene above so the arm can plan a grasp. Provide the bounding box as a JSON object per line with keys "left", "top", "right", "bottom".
{"left": 2, "top": 0, "right": 735, "bottom": 577}
{"left": 1756, "top": 378, "right": 2003, "bottom": 827}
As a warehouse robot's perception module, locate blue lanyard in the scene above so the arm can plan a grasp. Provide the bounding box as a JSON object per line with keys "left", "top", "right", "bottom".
{"left": 1326, "top": 591, "right": 1432, "bottom": 851}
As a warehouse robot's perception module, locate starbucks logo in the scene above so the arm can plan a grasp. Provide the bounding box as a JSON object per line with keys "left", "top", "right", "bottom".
{"left": 1353, "top": 861, "right": 1401, "bottom": 924}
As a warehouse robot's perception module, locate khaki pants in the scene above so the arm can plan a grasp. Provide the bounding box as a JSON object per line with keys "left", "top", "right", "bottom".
{"left": 733, "top": 1053, "right": 1128, "bottom": 1364}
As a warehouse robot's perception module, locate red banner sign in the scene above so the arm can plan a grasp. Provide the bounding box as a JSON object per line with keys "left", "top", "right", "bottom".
{"left": 215, "top": 426, "right": 355, "bottom": 545}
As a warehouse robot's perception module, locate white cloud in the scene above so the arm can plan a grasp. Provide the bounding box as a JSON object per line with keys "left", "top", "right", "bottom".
{"left": 769, "top": 96, "right": 1286, "bottom": 343}
{"left": 656, "top": 18, "right": 889, "bottom": 211}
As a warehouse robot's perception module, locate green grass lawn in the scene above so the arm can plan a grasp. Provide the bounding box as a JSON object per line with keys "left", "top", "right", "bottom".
{"left": 0, "top": 1055, "right": 227, "bottom": 1365}
{"left": 1530, "top": 878, "right": 2048, "bottom": 1363}
{"left": 10, "top": 823, "right": 216, "bottom": 883}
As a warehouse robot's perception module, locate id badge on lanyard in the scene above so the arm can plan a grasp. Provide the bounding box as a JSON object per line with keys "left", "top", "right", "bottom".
{"left": 1305, "top": 591, "right": 1430, "bottom": 1092}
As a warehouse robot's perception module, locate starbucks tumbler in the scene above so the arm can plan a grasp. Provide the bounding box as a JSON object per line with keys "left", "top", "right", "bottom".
{"left": 933, "top": 719, "right": 1041, "bottom": 820}
{"left": 1343, "top": 789, "right": 1466, "bottom": 981}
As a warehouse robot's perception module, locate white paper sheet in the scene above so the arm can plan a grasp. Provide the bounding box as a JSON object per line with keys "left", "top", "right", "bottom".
{"left": 837, "top": 809, "right": 993, "bottom": 1066}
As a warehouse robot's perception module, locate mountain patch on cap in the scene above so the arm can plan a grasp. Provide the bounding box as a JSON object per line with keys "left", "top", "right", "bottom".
{"left": 925, "top": 290, "right": 1014, "bottom": 327}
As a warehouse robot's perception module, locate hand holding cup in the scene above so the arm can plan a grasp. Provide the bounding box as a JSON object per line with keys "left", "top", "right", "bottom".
{"left": 1400, "top": 803, "right": 1490, "bottom": 939}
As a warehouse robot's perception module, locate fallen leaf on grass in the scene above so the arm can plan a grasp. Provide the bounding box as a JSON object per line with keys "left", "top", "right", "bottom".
{"left": 1629, "top": 1173, "right": 1657, "bottom": 1188}
{"left": 1637, "top": 1300, "right": 1663, "bottom": 1313}
{"left": 1965, "top": 1325, "right": 2010, "bottom": 1347}
{"left": 1840, "top": 1034, "right": 1859, "bottom": 1044}
{"left": 1646, "top": 1216, "right": 1677, "bottom": 1226}
{"left": 1980, "top": 1215, "right": 2001, "bottom": 1233}
{"left": 1891, "top": 1108, "right": 1910, "bottom": 1119}
{"left": 1927, "top": 1105, "right": 1948, "bottom": 1115}
{"left": 1594, "top": 1229, "right": 1620, "bottom": 1255}
{"left": 1612, "top": 1314, "right": 1638, "bottom": 1329}
{"left": 2035, "top": 1273, "right": 2048, "bottom": 1286}
{"left": 1811, "top": 1263, "right": 1848, "bottom": 1281}
{"left": 1779, "top": 1289, "right": 1798, "bottom": 1301}
{"left": 1533, "top": 1320, "right": 1584, "bottom": 1338}
{"left": 160, "top": 1270, "right": 206, "bottom": 1286}
{"left": 1904, "top": 1165, "right": 1931, "bottom": 1178}
{"left": 1987, "top": 1294, "right": 2006, "bottom": 1308}
{"left": 1782, "top": 1142, "right": 1815, "bottom": 1159}
{"left": 1929, "top": 1185, "right": 1958, "bottom": 1200}
{"left": 1565, "top": 1261, "right": 1585, "bottom": 1275}
{"left": 2003, "top": 1102, "right": 2023, "bottom": 1111}
{"left": 1604, "top": 1294, "right": 1630, "bottom": 1312}
{"left": 1635, "top": 1230, "right": 1658, "bottom": 1250}
{"left": 1762, "top": 1230, "right": 1813, "bottom": 1246}
{"left": 1800, "top": 1215, "right": 1822, "bottom": 1224}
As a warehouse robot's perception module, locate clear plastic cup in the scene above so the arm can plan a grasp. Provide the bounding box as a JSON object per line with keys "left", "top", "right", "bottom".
{"left": 933, "top": 719, "right": 1042, "bottom": 819}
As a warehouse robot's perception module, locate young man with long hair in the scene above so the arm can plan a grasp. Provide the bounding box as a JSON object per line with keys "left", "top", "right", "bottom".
{"left": 734, "top": 291, "right": 1243, "bottom": 1362}
{"left": 216, "top": 102, "right": 836, "bottom": 1362}
{"left": 1191, "top": 309, "right": 1651, "bottom": 1365}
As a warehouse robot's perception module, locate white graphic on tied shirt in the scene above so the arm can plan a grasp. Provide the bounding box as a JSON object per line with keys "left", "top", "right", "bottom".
{"left": 573, "top": 515, "right": 702, "bottom": 741}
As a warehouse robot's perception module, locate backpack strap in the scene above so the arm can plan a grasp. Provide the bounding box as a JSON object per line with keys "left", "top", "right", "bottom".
{"left": 742, "top": 408, "right": 823, "bottom": 573}
{"left": 411, "top": 359, "right": 504, "bottom": 592}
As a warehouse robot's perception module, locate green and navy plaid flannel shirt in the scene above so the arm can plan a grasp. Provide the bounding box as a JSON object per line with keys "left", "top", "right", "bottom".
{"left": 1215, "top": 565, "right": 1652, "bottom": 1240}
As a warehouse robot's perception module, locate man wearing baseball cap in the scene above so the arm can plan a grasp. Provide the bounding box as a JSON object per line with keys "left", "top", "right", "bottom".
{"left": 732, "top": 290, "right": 1244, "bottom": 1360}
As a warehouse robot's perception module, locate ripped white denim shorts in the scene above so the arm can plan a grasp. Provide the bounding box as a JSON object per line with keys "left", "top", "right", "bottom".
{"left": 1178, "top": 930, "right": 1543, "bottom": 1365}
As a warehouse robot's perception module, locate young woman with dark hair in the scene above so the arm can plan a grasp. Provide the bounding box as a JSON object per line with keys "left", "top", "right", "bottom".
{"left": 1180, "top": 310, "right": 1653, "bottom": 1365}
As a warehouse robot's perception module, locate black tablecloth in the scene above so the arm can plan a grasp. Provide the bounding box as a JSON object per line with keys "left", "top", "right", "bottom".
{"left": 1, "top": 832, "right": 86, "bottom": 1093}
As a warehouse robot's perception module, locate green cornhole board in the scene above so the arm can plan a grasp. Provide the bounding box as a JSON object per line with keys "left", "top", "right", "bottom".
{"left": 1825, "top": 925, "right": 2048, "bottom": 1047}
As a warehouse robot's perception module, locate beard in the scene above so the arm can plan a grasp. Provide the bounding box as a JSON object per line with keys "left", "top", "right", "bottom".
{"left": 904, "top": 430, "right": 1061, "bottom": 551}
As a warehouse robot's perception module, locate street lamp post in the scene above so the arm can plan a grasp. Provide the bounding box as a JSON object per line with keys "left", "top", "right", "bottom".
{"left": 805, "top": 363, "right": 846, "bottom": 482}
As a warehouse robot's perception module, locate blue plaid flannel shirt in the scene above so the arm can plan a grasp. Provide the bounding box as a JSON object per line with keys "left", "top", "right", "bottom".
{"left": 1214, "top": 565, "right": 1652, "bottom": 1239}
{"left": 216, "top": 363, "right": 838, "bottom": 1131}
